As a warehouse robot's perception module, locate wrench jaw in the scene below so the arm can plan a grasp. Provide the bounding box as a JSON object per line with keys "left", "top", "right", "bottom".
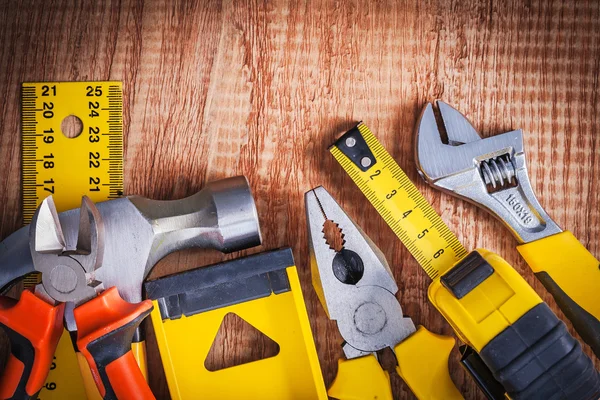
{"left": 305, "top": 187, "right": 416, "bottom": 360}
{"left": 415, "top": 101, "right": 562, "bottom": 244}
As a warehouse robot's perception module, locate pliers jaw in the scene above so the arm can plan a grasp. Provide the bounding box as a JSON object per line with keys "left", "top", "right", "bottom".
{"left": 415, "top": 101, "right": 561, "bottom": 243}
{"left": 306, "top": 187, "right": 415, "bottom": 359}
{"left": 30, "top": 195, "right": 105, "bottom": 306}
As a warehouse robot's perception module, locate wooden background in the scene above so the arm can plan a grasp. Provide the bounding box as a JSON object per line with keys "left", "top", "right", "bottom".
{"left": 1, "top": 0, "right": 599, "bottom": 398}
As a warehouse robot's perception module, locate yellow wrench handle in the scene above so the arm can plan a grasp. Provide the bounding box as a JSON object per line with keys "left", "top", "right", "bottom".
{"left": 328, "top": 355, "right": 393, "bottom": 400}
{"left": 395, "top": 326, "right": 463, "bottom": 400}
{"left": 517, "top": 231, "right": 600, "bottom": 358}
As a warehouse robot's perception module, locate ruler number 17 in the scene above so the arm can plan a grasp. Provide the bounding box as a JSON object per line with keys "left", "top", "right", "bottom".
{"left": 43, "top": 178, "right": 55, "bottom": 194}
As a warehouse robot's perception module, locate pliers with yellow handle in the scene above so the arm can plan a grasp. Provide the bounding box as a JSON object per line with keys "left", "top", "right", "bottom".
{"left": 415, "top": 101, "right": 600, "bottom": 358}
{"left": 305, "top": 186, "right": 463, "bottom": 400}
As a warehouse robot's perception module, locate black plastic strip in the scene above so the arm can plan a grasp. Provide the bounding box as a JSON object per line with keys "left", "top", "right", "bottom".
{"left": 268, "top": 269, "right": 290, "bottom": 294}
{"left": 1, "top": 324, "right": 34, "bottom": 400}
{"left": 459, "top": 345, "right": 505, "bottom": 400}
{"left": 86, "top": 311, "right": 151, "bottom": 400}
{"left": 441, "top": 251, "right": 493, "bottom": 299}
{"left": 145, "top": 248, "right": 294, "bottom": 320}
{"left": 536, "top": 271, "right": 600, "bottom": 358}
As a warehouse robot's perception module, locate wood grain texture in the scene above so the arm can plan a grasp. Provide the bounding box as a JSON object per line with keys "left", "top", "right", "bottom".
{"left": 1, "top": 0, "right": 599, "bottom": 398}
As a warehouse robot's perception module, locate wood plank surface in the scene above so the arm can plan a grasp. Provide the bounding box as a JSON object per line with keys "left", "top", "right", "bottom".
{"left": 1, "top": 1, "right": 599, "bottom": 398}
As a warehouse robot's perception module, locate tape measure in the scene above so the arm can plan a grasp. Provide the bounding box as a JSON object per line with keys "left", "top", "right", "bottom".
{"left": 21, "top": 81, "right": 123, "bottom": 399}
{"left": 330, "top": 123, "right": 600, "bottom": 399}
{"left": 330, "top": 122, "right": 467, "bottom": 279}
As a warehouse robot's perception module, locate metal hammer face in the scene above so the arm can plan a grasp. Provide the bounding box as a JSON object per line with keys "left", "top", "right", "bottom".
{"left": 67, "top": 176, "right": 262, "bottom": 305}
{"left": 415, "top": 101, "right": 560, "bottom": 243}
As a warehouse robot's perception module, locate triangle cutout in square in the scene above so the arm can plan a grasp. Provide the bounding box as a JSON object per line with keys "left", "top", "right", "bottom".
{"left": 204, "top": 312, "right": 280, "bottom": 371}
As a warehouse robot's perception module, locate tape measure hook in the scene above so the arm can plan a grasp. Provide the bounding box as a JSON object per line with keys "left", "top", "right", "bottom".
{"left": 333, "top": 123, "right": 377, "bottom": 171}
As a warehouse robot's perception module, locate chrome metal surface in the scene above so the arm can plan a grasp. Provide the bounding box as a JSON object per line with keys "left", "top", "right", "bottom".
{"left": 480, "top": 154, "right": 516, "bottom": 192}
{"left": 2, "top": 176, "right": 262, "bottom": 331}
{"left": 415, "top": 101, "right": 561, "bottom": 243}
{"left": 30, "top": 196, "right": 105, "bottom": 305}
{"left": 306, "top": 186, "right": 416, "bottom": 359}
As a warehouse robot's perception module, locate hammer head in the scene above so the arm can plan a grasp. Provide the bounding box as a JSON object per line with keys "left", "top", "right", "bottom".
{"left": 0, "top": 176, "right": 262, "bottom": 330}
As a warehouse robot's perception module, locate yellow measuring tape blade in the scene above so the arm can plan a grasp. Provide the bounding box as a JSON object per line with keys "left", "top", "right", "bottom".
{"left": 21, "top": 81, "right": 123, "bottom": 399}
{"left": 330, "top": 122, "right": 467, "bottom": 279}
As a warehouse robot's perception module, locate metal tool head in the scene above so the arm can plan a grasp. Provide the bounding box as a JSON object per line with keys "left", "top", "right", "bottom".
{"left": 30, "top": 196, "right": 105, "bottom": 305}
{"left": 0, "top": 175, "right": 261, "bottom": 331}
{"left": 306, "top": 186, "right": 415, "bottom": 359}
{"left": 415, "top": 101, "right": 561, "bottom": 243}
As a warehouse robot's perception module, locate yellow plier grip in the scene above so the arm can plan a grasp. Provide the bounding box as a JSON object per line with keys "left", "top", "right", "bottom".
{"left": 429, "top": 249, "right": 600, "bottom": 399}
{"left": 328, "top": 327, "right": 462, "bottom": 400}
{"left": 517, "top": 231, "right": 600, "bottom": 357}
{"left": 395, "top": 327, "right": 463, "bottom": 400}
{"left": 328, "top": 356, "right": 393, "bottom": 400}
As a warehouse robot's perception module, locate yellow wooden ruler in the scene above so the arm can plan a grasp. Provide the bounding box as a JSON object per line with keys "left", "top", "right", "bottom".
{"left": 21, "top": 81, "right": 123, "bottom": 399}
{"left": 330, "top": 122, "right": 467, "bottom": 279}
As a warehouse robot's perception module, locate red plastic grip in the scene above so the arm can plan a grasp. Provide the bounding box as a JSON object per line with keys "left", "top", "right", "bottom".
{"left": 0, "top": 354, "right": 24, "bottom": 399}
{"left": 105, "top": 351, "right": 153, "bottom": 399}
{"left": 75, "top": 287, "right": 154, "bottom": 399}
{"left": 0, "top": 290, "right": 64, "bottom": 399}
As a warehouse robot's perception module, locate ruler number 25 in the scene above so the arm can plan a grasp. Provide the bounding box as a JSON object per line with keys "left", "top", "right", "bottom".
{"left": 87, "top": 85, "right": 102, "bottom": 118}
{"left": 87, "top": 85, "right": 102, "bottom": 193}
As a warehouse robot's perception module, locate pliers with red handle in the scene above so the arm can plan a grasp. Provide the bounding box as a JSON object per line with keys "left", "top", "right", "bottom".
{"left": 0, "top": 176, "right": 262, "bottom": 399}
{"left": 0, "top": 196, "right": 153, "bottom": 400}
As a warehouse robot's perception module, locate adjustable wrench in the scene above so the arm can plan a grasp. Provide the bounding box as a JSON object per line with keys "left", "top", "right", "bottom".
{"left": 415, "top": 101, "right": 600, "bottom": 357}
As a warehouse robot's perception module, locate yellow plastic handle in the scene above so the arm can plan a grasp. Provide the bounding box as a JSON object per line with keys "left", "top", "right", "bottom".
{"left": 77, "top": 352, "right": 103, "bottom": 400}
{"left": 328, "top": 328, "right": 462, "bottom": 400}
{"left": 328, "top": 356, "right": 393, "bottom": 400}
{"left": 517, "top": 231, "right": 600, "bottom": 358}
{"left": 395, "top": 326, "right": 463, "bottom": 400}
{"left": 131, "top": 341, "right": 149, "bottom": 381}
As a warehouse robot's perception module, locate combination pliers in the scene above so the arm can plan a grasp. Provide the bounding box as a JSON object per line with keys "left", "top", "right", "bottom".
{"left": 306, "top": 186, "right": 462, "bottom": 400}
